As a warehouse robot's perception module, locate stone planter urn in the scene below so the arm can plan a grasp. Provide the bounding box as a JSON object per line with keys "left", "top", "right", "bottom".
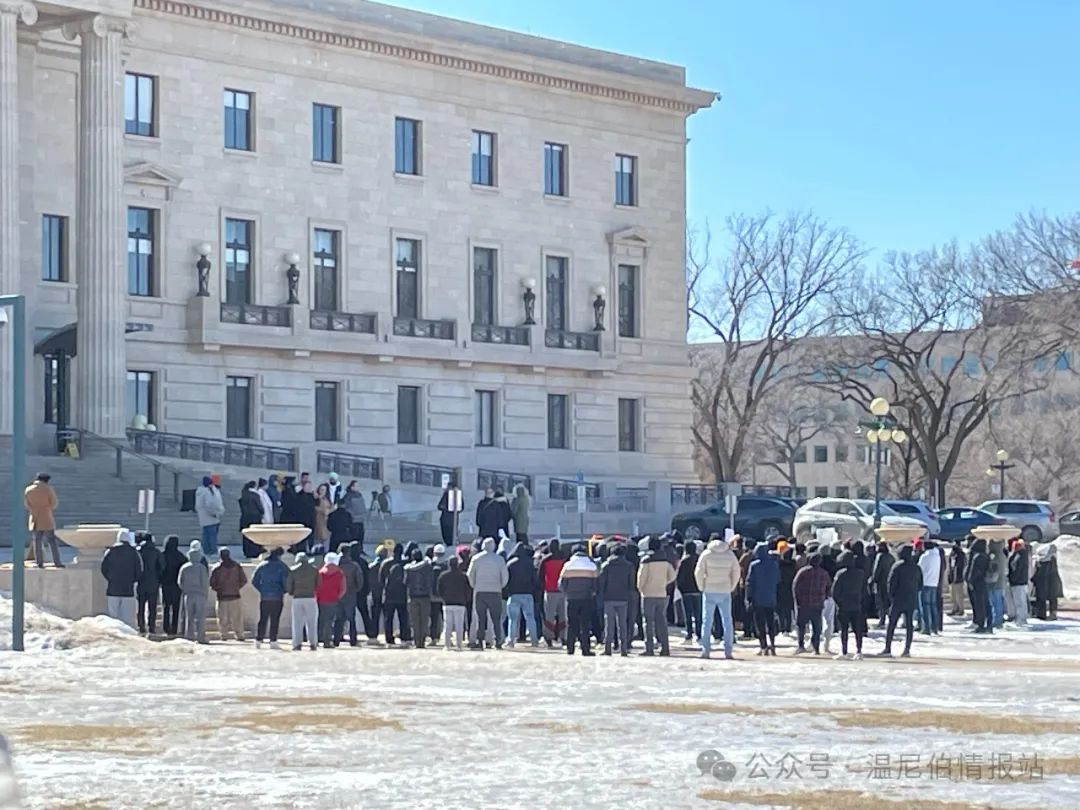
{"left": 54, "top": 524, "right": 128, "bottom": 568}
{"left": 241, "top": 524, "right": 311, "bottom": 554}
{"left": 971, "top": 524, "right": 1022, "bottom": 542}
{"left": 874, "top": 525, "right": 926, "bottom": 545}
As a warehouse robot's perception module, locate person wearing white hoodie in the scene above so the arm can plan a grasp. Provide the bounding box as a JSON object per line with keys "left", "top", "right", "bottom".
{"left": 917, "top": 540, "right": 942, "bottom": 636}
{"left": 467, "top": 537, "right": 509, "bottom": 649}
{"left": 694, "top": 535, "right": 741, "bottom": 660}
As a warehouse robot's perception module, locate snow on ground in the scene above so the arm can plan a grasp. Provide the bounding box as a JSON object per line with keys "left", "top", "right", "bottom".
{"left": 3, "top": 594, "right": 1080, "bottom": 810}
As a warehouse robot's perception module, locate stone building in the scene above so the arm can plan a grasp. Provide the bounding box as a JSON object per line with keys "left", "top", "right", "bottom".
{"left": 1, "top": 0, "right": 714, "bottom": 499}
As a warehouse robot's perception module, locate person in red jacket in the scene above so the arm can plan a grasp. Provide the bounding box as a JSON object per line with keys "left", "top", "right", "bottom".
{"left": 315, "top": 552, "right": 347, "bottom": 648}
{"left": 538, "top": 539, "right": 568, "bottom": 647}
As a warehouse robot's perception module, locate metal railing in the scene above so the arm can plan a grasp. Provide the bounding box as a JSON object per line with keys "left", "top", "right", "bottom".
{"left": 544, "top": 329, "right": 600, "bottom": 351}
{"left": 128, "top": 428, "right": 298, "bottom": 472}
{"left": 477, "top": 468, "right": 532, "bottom": 493}
{"left": 670, "top": 484, "right": 721, "bottom": 507}
{"left": 400, "top": 460, "right": 459, "bottom": 488}
{"left": 72, "top": 429, "right": 198, "bottom": 504}
{"left": 221, "top": 302, "right": 291, "bottom": 327}
{"left": 549, "top": 477, "right": 600, "bottom": 502}
{"left": 317, "top": 449, "right": 382, "bottom": 482}
{"left": 471, "top": 324, "right": 530, "bottom": 346}
{"left": 393, "top": 317, "right": 456, "bottom": 340}
{"left": 310, "top": 310, "right": 377, "bottom": 334}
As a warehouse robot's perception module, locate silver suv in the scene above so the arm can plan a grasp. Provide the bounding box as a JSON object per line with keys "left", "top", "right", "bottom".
{"left": 793, "top": 498, "right": 928, "bottom": 544}
{"left": 976, "top": 500, "right": 1059, "bottom": 542}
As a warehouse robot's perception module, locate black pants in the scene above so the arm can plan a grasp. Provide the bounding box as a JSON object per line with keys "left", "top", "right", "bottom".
{"left": 430, "top": 600, "right": 443, "bottom": 643}
{"left": 161, "top": 587, "right": 181, "bottom": 636}
{"left": 516, "top": 532, "right": 529, "bottom": 542}
{"left": 439, "top": 514, "right": 455, "bottom": 545}
{"left": 875, "top": 589, "right": 890, "bottom": 623}
{"left": 968, "top": 584, "right": 989, "bottom": 630}
{"left": 334, "top": 594, "right": 359, "bottom": 645}
{"left": 628, "top": 592, "right": 643, "bottom": 641}
{"left": 884, "top": 606, "right": 914, "bottom": 654}
{"left": 318, "top": 601, "right": 339, "bottom": 646}
{"left": 384, "top": 602, "right": 410, "bottom": 644}
{"left": 753, "top": 606, "right": 777, "bottom": 650}
{"left": 137, "top": 585, "right": 159, "bottom": 634}
{"left": 566, "top": 599, "right": 593, "bottom": 653}
{"left": 257, "top": 599, "right": 283, "bottom": 642}
{"left": 796, "top": 606, "right": 822, "bottom": 652}
{"left": 358, "top": 594, "right": 376, "bottom": 639}
{"left": 682, "top": 593, "right": 702, "bottom": 640}
{"left": 838, "top": 608, "right": 863, "bottom": 654}
{"left": 776, "top": 600, "right": 793, "bottom": 634}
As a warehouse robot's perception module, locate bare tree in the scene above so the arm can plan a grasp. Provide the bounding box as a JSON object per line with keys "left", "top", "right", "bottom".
{"left": 754, "top": 386, "right": 845, "bottom": 493}
{"left": 688, "top": 212, "right": 865, "bottom": 483}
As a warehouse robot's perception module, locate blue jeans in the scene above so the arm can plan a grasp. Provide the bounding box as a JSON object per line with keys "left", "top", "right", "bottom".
{"left": 989, "top": 588, "right": 1005, "bottom": 627}
{"left": 506, "top": 594, "right": 538, "bottom": 644}
{"left": 919, "top": 586, "right": 938, "bottom": 633}
{"left": 201, "top": 523, "right": 219, "bottom": 555}
{"left": 701, "top": 592, "right": 733, "bottom": 656}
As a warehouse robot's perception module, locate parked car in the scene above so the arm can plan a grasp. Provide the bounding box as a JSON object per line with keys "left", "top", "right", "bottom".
{"left": 975, "top": 500, "right": 1060, "bottom": 542}
{"left": 1060, "top": 511, "right": 1080, "bottom": 538}
{"left": 670, "top": 496, "right": 796, "bottom": 541}
{"left": 935, "top": 506, "right": 1005, "bottom": 541}
{"left": 792, "top": 498, "right": 927, "bottom": 544}
{"left": 884, "top": 500, "right": 942, "bottom": 537}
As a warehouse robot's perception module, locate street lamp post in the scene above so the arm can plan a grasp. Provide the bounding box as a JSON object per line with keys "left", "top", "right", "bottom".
{"left": 987, "top": 449, "right": 1015, "bottom": 499}
{"left": 859, "top": 397, "right": 907, "bottom": 527}
{"left": 0, "top": 295, "right": 27, "bottom": 651}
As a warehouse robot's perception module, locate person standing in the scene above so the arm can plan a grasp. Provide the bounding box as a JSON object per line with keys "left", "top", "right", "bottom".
{"left": 342, "top": 481, "right": 367, "bottom": 545}
{"left": 988, "top": 538, "right": 1008, "bottom": 628}
{"left": 917, "top": 540, "right": 942, "bottom": 636}
{"left": 100, "top": 532, "right": 142, "bottom": 627}
{"left": 558, "top": 545, "right": 598, "bottom": 656}
{"left": 745, "top": 543, "right": 780, "bottom": 656}
{"left": 209, "top": 548, "right": 248, "bottom": 641}
{"left": 870, "top": 542, "right": 895, "bottom": 628}
{"left": 510, "top": 485, "right": 531, "bottom": 542}
{"left": 965, "top": 537, "right": 992, "bottom": 633}
{"left": 238, "top": 481, "right": 264, "bottom": 559}
{"left": 831, "top": 551, "right": 867, "bottom": 659}
{"left": 313, "top": 484, "right": 333, "bottom": 554}
{"left": 251, "top": 547, "right": 289, "bottom": 648}
{"left": 135, "top": 532, "right": 165, "bottom": 636}
{"left": 437, "top": 556, "right": 471, "bottom": 650}
{"left": 334, "top": 543, "right": 364, "bottom": 647}
{"left": 880, "top": 544, "right": 920, "bottom": 657}
{"left": 694, "top": 535, "right": 740, "bottom": 660}
{"left": 428, "top": 545, "right": 447, "bottom": 646}
{"left": 1032, "top": 543, "right": 1064, "bottom": 621}
{"left": 325, "top": 472, "right": 345, "bottom": 505}
{"left": 598, "top": 544, "right": 635, "bottom": 656}
{"left": 178, "top": 543, "right": 210, "bottom": 644}
{"left": 266, "top": 474, "right": 283, "bottom": 522}
{"left": 677, "top": 541, "right": 702, "bottom": 646}
{"left": 467, "top": 537, "right": 509, "bottom": 649}
{"left": 377, "top": 484, "right": 393, "bottom": 516}
{"left": 24, "top": 473, "right": 63, "bottom": 568}
{"left": 947, "top": 539, "right": 967, "bottom": 616}
{"left": 379, "top": 544, "right": 410, "bottom": 646}
{"left": 475, "top": 488, "right": 498, "bottom": 539}
{"left": 315, "top": 552, "right": 346, "bottom": 648}
{"left": 437, "top": 484, "right": 461, "bottom": 546}
{"left": 404, "top": 547, "right": 435, "bottom": 648}
{"left": 791, "top": 553, "right": 830, "bottom": 655}
{"left": 1007, "top": 539, "right": 1030, "bottom": 627}
{"left": 195, "top": 476, "right": 225, "bottom": 556}
{"left": 160, "top": 536, "right": 186, "bottom": 637}
{"left": 256, "top": 478, "right": 275, "bottom": 525}
{"left": 776, "top": 542, "right": 797, "bottom": 635}
{"left": 538, "top": 539, "right": 568, "bottom": 647}
{"left": 637, "top": 536, "right": 676, "bottom": 657}
{"left": 503, "top": 541, "right": 540, "bottom": 648}
{"left": 293, "top": 481, "right": 317, "bottom": 554}
{"left": 287, "top": 552, "right": 320, "bottom": 651}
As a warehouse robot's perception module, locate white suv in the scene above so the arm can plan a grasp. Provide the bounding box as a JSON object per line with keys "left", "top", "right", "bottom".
{"left": 884, "top": 500, "right": 942, "bottom": 538}
{"left": 793, "top": 498, "right": 928, "bottom": 544}
{"left": 976, "top": 500, "right": 1059, "bottom": 542}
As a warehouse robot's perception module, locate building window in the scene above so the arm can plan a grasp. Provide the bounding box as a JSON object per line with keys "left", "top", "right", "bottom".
{"left": 544, "top": 142, "right": 567, "bottom": 196}
{"left": 224, "top": 218, "right": 253, "bottom": 305}
{"left": 43, "top": 357, "right": 66, "bottom": 425}
{"left": 813, "top": 445, "right": 828, "bottom": 463}
{"left": 863, "top": 446, "right": 892, "bottom": 465}
{"left": 313, "top": 228, "right": 339, "bottom": 312}
{"left": 836, "top": 486, "right": 850, "bottom": 499}
{"left": 793, "top": 446, "right": 807, "bottom": 463}
{"left": 126, "top": 370, "right": 155, "bottom": 427}
{"left": 124, "top": 73, "right": 155, "bottom": 137}
{"left": 397, "top": 385, "right": 420, "bottom": 445}
{"left": 618, "top": 264, "right": 638, "bottom": 337}
{"left": 475, "top": 390, "right": 496, "bottom": 447}
{"left": 814, "top": 486, "right": 828, "bottom": 499}
{"left": 618, "top": 398, "right": 640, "bottom": 452}
{"left": 795, "top": 487, "right": 807, "bottom": 499}
{"left": 127, "top": 207, "right": 155, "bottom": 297}
{"left": 314, "top": 381, "right": 339, "bottom": 442}
{"left": 226, "top": 376, "right": 252, "bottom": 439}
{"left": 615, "top": 153, "right": 636, "bottom": 206}
{"left": 835, "top": 444, "right": 849, "bottom": 463}
{"left": 473, "top": 247, "right": 497, "bottom": 326}
{"left": 394, "top": 117, "right": 420, "bottom": 175}
{"left": 224, "top": 89, "right": 253, "bottom": 150}
{"left": 395, "top": 238, "right": 420, "bottom": 319}
{"left": 312, "top": 103, "right": 340, "bottom": 163}
{"left": 471, "top": 130, "right": 495, "bottom": 186}
{"left": 545, "top": 255, "right": 568, "bottom": 330}
{"left": 547, "top": 394, "right": 569, "bottom": 450}
{"left": 41, "top": 215, "right": 67, "bottom": 282}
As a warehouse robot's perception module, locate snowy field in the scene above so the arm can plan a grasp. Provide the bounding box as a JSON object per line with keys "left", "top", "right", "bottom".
{"left": 3, "top": 593, "right": 1080, "bottom": 810}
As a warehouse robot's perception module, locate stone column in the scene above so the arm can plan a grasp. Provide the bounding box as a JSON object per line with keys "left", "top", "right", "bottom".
{"left": 64, "top": 15, "right": 131, "bottom": 438}
{"left": 0, "top": 1, "right": 36, "bottom": 435}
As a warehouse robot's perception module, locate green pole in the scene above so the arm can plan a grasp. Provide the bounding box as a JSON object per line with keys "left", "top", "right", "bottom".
{"left": 2, "top": 295, "right": 26, "bottom": 652}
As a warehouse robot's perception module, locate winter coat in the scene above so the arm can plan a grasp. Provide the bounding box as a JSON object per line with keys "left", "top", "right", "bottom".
{"left": 467, "top": 538, "right": 509, "bottom": 594}
{"left": 314, "top": 498, "right": 333, "bottom": 543}
{"left": 437, "top": 560, "right": 472, "bottom": 606}
{"left": 1032, "top": 545, "right": 1064, "bottom": 602}
{"left": 965, "top": 539, "right": 991, "bottom": 589}
{"left": 161, "top": 538, "right": 186, "bottom": 595}
{"left": 917, "top": 547, "right": 942, "bottom": 590}
{"left": 327, "top": 508, "right": 353, "bottom": 549}
{"left": 24, "top": 481, "right": 58, "bottom": 531}
{"left": 342, "top": 489, "right": 367, "bottom": 523}
{"left": 405, "top": 558, "right": 436, "bottom": 599}
{"left": 831, "top": 552, "right": 868, "bottom": 612}
{"left": 315, "top": 564, "right": 346, "bottom": 604}
{"left": 988, "top": 539, "right": 1008, "bottom": 590}
{"left": 792, "top": 560, "right": 831, "bottom": 609}
{"left": 637, "top": 538, "right": 677, "bottom": 599}
{"left": 286, "top": 556, "right": 321, "bottom": 599}
{"left": 338, "top": 556, "right": 364, "bottom": 597}
{"left": 745, "top": 544, "right": 780, "bottom": 608}
{"left": 238, "top": 488, "right": 263, "bottom": 530}
{"left": 379, "top": 551, "right": 408, "bottom": 605}
{"left": 598, "top": 555, "right": 635, "bottom": 603}
{"left": 947, "top": 545, "right": 967, "bottom": 584}
{"left": 888, "top": 545, "right": 922, "bottom": 612}
{"left": 871, "top": 548, "right": 895, "bottom": 594}
{"left": 252, "top": 556, "right": 289, "bottom": 600}
{"left": 558, "top": 552, "right": 598, "bottom": 601}
{"left": 504, "top": 544, "right": 540, "bottom": 596}
{"left": 100, "top": 540, "right": 143, "bottom": 598}
{"left": 539, "top": 541, "right": 567, "bottom": 593}
{"left": 676, "top": 551, "right": 701, "bottom": 595}
{"left": 476, "top": 495, "right": 512, "bottom": 540}
{"left": 293, "top": 491, "right": 317, "bottom": 530}
{"left": 777, "top": 554, "right": 797, "bottom": 609}
{"left": 1007, "top": 548, "right": 1030, "bottom": 587}
{"left": 694, "top": 539, "right": 740, "bottom": 594}
{"left": 178, "top": 550, "right": 210, "bottom": 596}
{"left": 209, "top": 555, "right": 248, "bottom": 601}
{"left": 136, "top": 540, "right": 166, "bottom": 590}
{"left": 510, "top": 487, "right": 531, "bottom": 535}
{"left": 194, "top": 485, "right": 225, "bottom": 528}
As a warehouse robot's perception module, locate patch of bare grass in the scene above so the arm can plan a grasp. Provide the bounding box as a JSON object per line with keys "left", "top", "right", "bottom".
{"left": 223, "top": 695, "right": 363, "bottom": 709}
{"left": 218, "top": 711, "right": 402, "bottom": 734}
{"left": 626, "top": 702, "right": 772, "bottom": 716}
{"left": 698, "top": 788, "right": 996, "bottom": 809}
{"left": 520, "top": 720, "right": 585, "bottom": 734}
{"left": 11, "top": 724, "right": 151, "bottom": 752}
{"left": 830, "top": 708, "right": 1080, "bottom": 736}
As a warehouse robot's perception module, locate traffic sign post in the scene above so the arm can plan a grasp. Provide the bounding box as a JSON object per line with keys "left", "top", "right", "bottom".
{"left": 577, "top": 484, "right": 587, "bottom": 541}
{"left": 725, "top": 493, "right": 738, "bottom": 533}
{"left": 137, "top": 488, "right": 156, "bottom": 533}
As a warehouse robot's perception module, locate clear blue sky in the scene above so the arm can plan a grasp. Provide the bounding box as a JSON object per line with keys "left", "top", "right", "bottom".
{"left": 386, "top": 0, "right": 1080, "bottom": 253}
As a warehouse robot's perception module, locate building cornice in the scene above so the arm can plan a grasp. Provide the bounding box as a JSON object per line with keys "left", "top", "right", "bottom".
{"left": 133, "top": 0, "right": 716, "bottom": 115}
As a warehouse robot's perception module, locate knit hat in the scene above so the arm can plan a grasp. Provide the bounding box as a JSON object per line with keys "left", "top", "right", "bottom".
{"left": 324, "top": 552, "right": 341, "bottom": 566}
{"left": 776, "top": 540, "right": 789, "bottom": 554}
{"left": 433, "top": 543, "right": 446, "bottom": 555}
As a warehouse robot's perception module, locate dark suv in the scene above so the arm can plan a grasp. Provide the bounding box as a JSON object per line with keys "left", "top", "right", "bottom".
{"left": 671, "top": 496, "right": 796, "bottom": 541}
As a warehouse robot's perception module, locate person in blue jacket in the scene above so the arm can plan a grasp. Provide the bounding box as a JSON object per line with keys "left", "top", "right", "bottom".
{"left": 745, "top": 543, "right": 780, "bottom": 656}
{"left": 252, "top": 547, "right": 290, "bottom": 648}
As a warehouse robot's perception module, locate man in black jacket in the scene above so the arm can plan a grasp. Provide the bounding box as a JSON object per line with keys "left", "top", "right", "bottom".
{"left": 599, "top": 544, "right": 635, "bottom": 656}
{"left": 676, "top": 541, "right": 702, "bottom": 645}
{"left": 880, "top": 544, "right": 921, "bottom": 657}
{"left": 947, "top": 540, "right": 967, "bottom": 616}
{"left": 965, "top": 537, "right": 992, "bottom": 633}
{"left": 379, "top": 544, "right": 410, "bottom": 645}
{"left": 870, "top": 542, "right": 895, "bottom": 628}
{"left": 504, "top": 542, "right": 540, "bottom": 647}
{"left": 404, "top": 548, "right": 435, "bottom": 648}
{"left": 1007, "top": 539, "right": 1030, "bottom": 627}
{"left": 437, "top": 556, "right": 471, "bottom": 650}
{"left": 334, "top": 543, "right": 364, "bottom": 647}
{"left": 100, "top": 532, "right": 143, "bottom": 628}
{"left": 831, "top": 551, "right": 867, "bottom": 659}
{"left": 135, "top": 532, "right": 165, "bottom": 636}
